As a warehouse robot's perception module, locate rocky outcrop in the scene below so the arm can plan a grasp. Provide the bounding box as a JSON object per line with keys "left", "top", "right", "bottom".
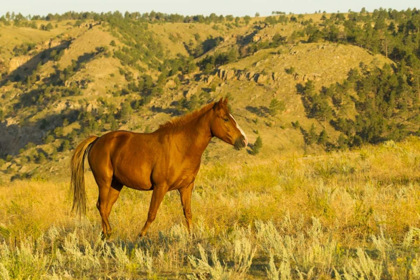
{"left": 8, "top": 39, "right": 72, "bottom": 73}
{"left": 165, "top": 79, "right": 176, "bottom": 88}
{"left": 213, "top": 67, "right": 321, "bottom": 85}
{"left": 237, "top": 72, "right": 246, "bottom": 81}
{"left": 252, "top": 33, "right": 273, "bottom": 43}
{"left": 217, "top": 69, "right": 236, "bottom": 81}
{"left": 255, "top": 73, "right": 267, "bottom": 84}
{"left": 64, "top": 79, "right": 90, "bottom": 89}
{"left": 293, "top": 73, "right": 321, "bottom": 82}
{"left": 203, "top": 75, "right": 214, "bottom": 84}
{"left": 8, "top": 56, "right": 31, "bottom": 73}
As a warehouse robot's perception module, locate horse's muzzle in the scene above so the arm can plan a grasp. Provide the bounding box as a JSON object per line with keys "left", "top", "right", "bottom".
{"left": 234, "top": 135, "right": 248, "bottom": 150}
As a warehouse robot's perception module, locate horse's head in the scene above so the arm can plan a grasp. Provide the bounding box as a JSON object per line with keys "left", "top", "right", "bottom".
{"left": 210, "top": 98, "right": 248, "bottom": 150}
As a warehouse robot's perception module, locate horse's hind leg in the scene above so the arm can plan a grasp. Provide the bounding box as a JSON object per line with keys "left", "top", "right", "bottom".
{"left": 96, "top": 183, "right": 111, "bottom": 237}
{"left": 104, "top": 178, "right": 123, "bottom": 235}
{"left": 96, "top": 177, "right": 123, "bottom": 237}
{"left": 96, "top": 179, "right": 112, "bottom": 237}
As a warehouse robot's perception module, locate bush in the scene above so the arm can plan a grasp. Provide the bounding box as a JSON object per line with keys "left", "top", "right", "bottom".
{"left": 317, "top": 129, "right": 328, "bottom": 146}
{"left": 251, "top": 136, "right": 263, "bottom": 155}
{"left": 44, "top": 135, "right": 55, "bottom": 144}
{"left": 37, "top": 152, "right": 47, "bottom": 164}
{"left": 111, "top": 119, "right": 119, "bottom": 131}
{"left": 291, "top": 121, "right": 300, "bottom": 129}
{"left": 60, "top": 140, "right": 70, "bottom": 152}
{"left": 269, "top": 98, "right": 285, "bottom": 116}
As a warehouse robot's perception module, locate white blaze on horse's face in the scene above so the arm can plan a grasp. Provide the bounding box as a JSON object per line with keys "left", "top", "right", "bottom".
{"left": 229, "top": 114, "right": 248, "bottom": 147}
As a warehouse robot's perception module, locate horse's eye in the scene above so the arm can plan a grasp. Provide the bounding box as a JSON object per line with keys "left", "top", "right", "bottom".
{"left": 224, "top": 118, "right": 229, "bottom": 122}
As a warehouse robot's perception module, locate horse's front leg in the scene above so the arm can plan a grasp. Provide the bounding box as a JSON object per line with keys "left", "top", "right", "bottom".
{"left": 179, "top": 182, "right": 194, "bottom": 233}
{"left": 140, "top": 185, "right": 167, "bottom": 237}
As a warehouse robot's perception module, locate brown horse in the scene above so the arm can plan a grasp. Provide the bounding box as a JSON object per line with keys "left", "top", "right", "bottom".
{"left": 70, "top": 98, "right": 248, "bottom": 237}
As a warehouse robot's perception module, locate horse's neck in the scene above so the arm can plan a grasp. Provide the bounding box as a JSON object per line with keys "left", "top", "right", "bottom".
{"left": 176, "top": 110, "right": 213, "bottom": 157}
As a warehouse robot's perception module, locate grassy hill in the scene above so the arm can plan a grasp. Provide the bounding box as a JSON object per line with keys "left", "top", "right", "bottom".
{"left": 0, "top": 10, "right": 419, "bottom": 182}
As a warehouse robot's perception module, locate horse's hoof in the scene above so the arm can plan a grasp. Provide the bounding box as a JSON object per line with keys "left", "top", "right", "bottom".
{"left": 101, "top": 232, "right": 112, "bottom": 240}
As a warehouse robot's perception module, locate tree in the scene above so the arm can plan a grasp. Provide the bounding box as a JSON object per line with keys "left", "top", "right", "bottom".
{"left": 186, "top": 95, "right": 200, "bottom": 111}
{"left": 44, "top": 23, "right": 53, "bottom": 31}
{"left": 306, "top": 124, "right": 317, "bottom": 145}
{"left": 111, "top": 119, "right": 119, "bottom": 131}
{"left": 37, "top": 152, "right": 47, "bottom": 164}
{"left": 337, "top": 134, "right": 348, "bottom": 149}
{"left": 317, "top": 129, "right": 328, "bottom": 146}
{"left": 60, "top": 140, "right": 70, "bottom": 152}
{"left": 44, "top": 135, "right": 55, "bottom": 144}
{"left": 120, "top": 101, "right": 133, "bottom": 120}
{"left": 310, "top": 95, "right": 333, "bottom": 123}
{"left": 251, "top": 136, "right": 263, "bottom": 155}
{"left": 244, "top": 15, "right": 251, "bottom": 25}
{"left": 226, "top": 48, "right": 238, "bottom": 63}
{"left": 269, "top": 98, "right": 285, "bottom": 116}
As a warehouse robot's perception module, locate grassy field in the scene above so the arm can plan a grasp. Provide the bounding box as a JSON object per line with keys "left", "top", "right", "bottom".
{"left": 0, "top": 137, "right": 420, "bottom": 279}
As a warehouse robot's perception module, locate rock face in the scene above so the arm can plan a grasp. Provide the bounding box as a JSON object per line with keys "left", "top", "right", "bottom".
{"left": 8, "top": 39, "right": 72, "bottom": 73}
{"left": 237, "top": 72, "right": 246, "bottom": 81}
{"left": 64, "top": 79, "right": 90, "bottom": 89}
{"left": 256, "top": 73, "right": 267, "bottom": 84}
{"left": 165, "top": 79, "right": 176, "bottom": 88}
{"left": 247, "top": 72, "right": 255, "bottom": 80}
{"left": 217, "top": 68, "right": 236, "bottom": 81}
{"left": 8, "top": 56, "right": 31, "bottom": 73}
{"left": 214, "top": 66, "right": 321, "bottom": 85}
{"left": 252, "top": 33, "right": 272, "bottom": 43}
{"left": 202, "top": 75, "right": 214, "bottom": 84}
{"left": 206, "top": 75, "right": 214, "bottom": 84}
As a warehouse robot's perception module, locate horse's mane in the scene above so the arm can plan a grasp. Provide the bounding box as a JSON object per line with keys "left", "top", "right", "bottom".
{"left": 158, "top": 101, "right": 215, "bottom": 129}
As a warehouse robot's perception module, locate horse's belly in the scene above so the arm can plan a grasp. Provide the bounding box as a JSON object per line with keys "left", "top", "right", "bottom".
{"left": 166, "top": 174, "right": 195, "bottom": 191}
{"left": 115, "top": 167, "right": 153, "bottom": 191}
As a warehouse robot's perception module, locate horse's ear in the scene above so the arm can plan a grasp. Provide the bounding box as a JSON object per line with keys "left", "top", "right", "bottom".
{"left": 223, "top": 97, "right": 228, "bottom": 105}
{"left": 216, "top": 98, "right": 223, "bottom": 109}
{"left": 214, "top": 98, "right": 224, "bottom": 114}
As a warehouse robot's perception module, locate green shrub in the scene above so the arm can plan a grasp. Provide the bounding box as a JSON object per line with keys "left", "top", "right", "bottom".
{"left": 251, "top": 136, "right": 263, "bottom": 155}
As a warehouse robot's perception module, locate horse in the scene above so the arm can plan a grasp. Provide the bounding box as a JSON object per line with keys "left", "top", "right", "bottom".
{"left": 70, "top": 98, "right": 248, "bottom": 237}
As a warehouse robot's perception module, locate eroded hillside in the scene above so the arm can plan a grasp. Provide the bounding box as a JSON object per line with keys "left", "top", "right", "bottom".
{"left": 0, "top": 9, "right": 419, "bottom": 181}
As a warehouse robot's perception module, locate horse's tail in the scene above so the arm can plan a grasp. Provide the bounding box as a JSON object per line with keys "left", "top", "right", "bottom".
{"left": 70, "top": 135, "right": 98, "bottom": 216}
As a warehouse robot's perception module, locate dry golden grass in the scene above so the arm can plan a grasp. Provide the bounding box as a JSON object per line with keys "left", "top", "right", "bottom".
{"left": 0, "top": 23, "right": 72, "bottom": 55}
{"left": 1, "top": 137, "right": 420, "bottom": 279}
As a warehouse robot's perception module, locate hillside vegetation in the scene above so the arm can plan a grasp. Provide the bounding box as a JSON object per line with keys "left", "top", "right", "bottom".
{"left": 0, "top": 9, "right": 419, "bottom": 181}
